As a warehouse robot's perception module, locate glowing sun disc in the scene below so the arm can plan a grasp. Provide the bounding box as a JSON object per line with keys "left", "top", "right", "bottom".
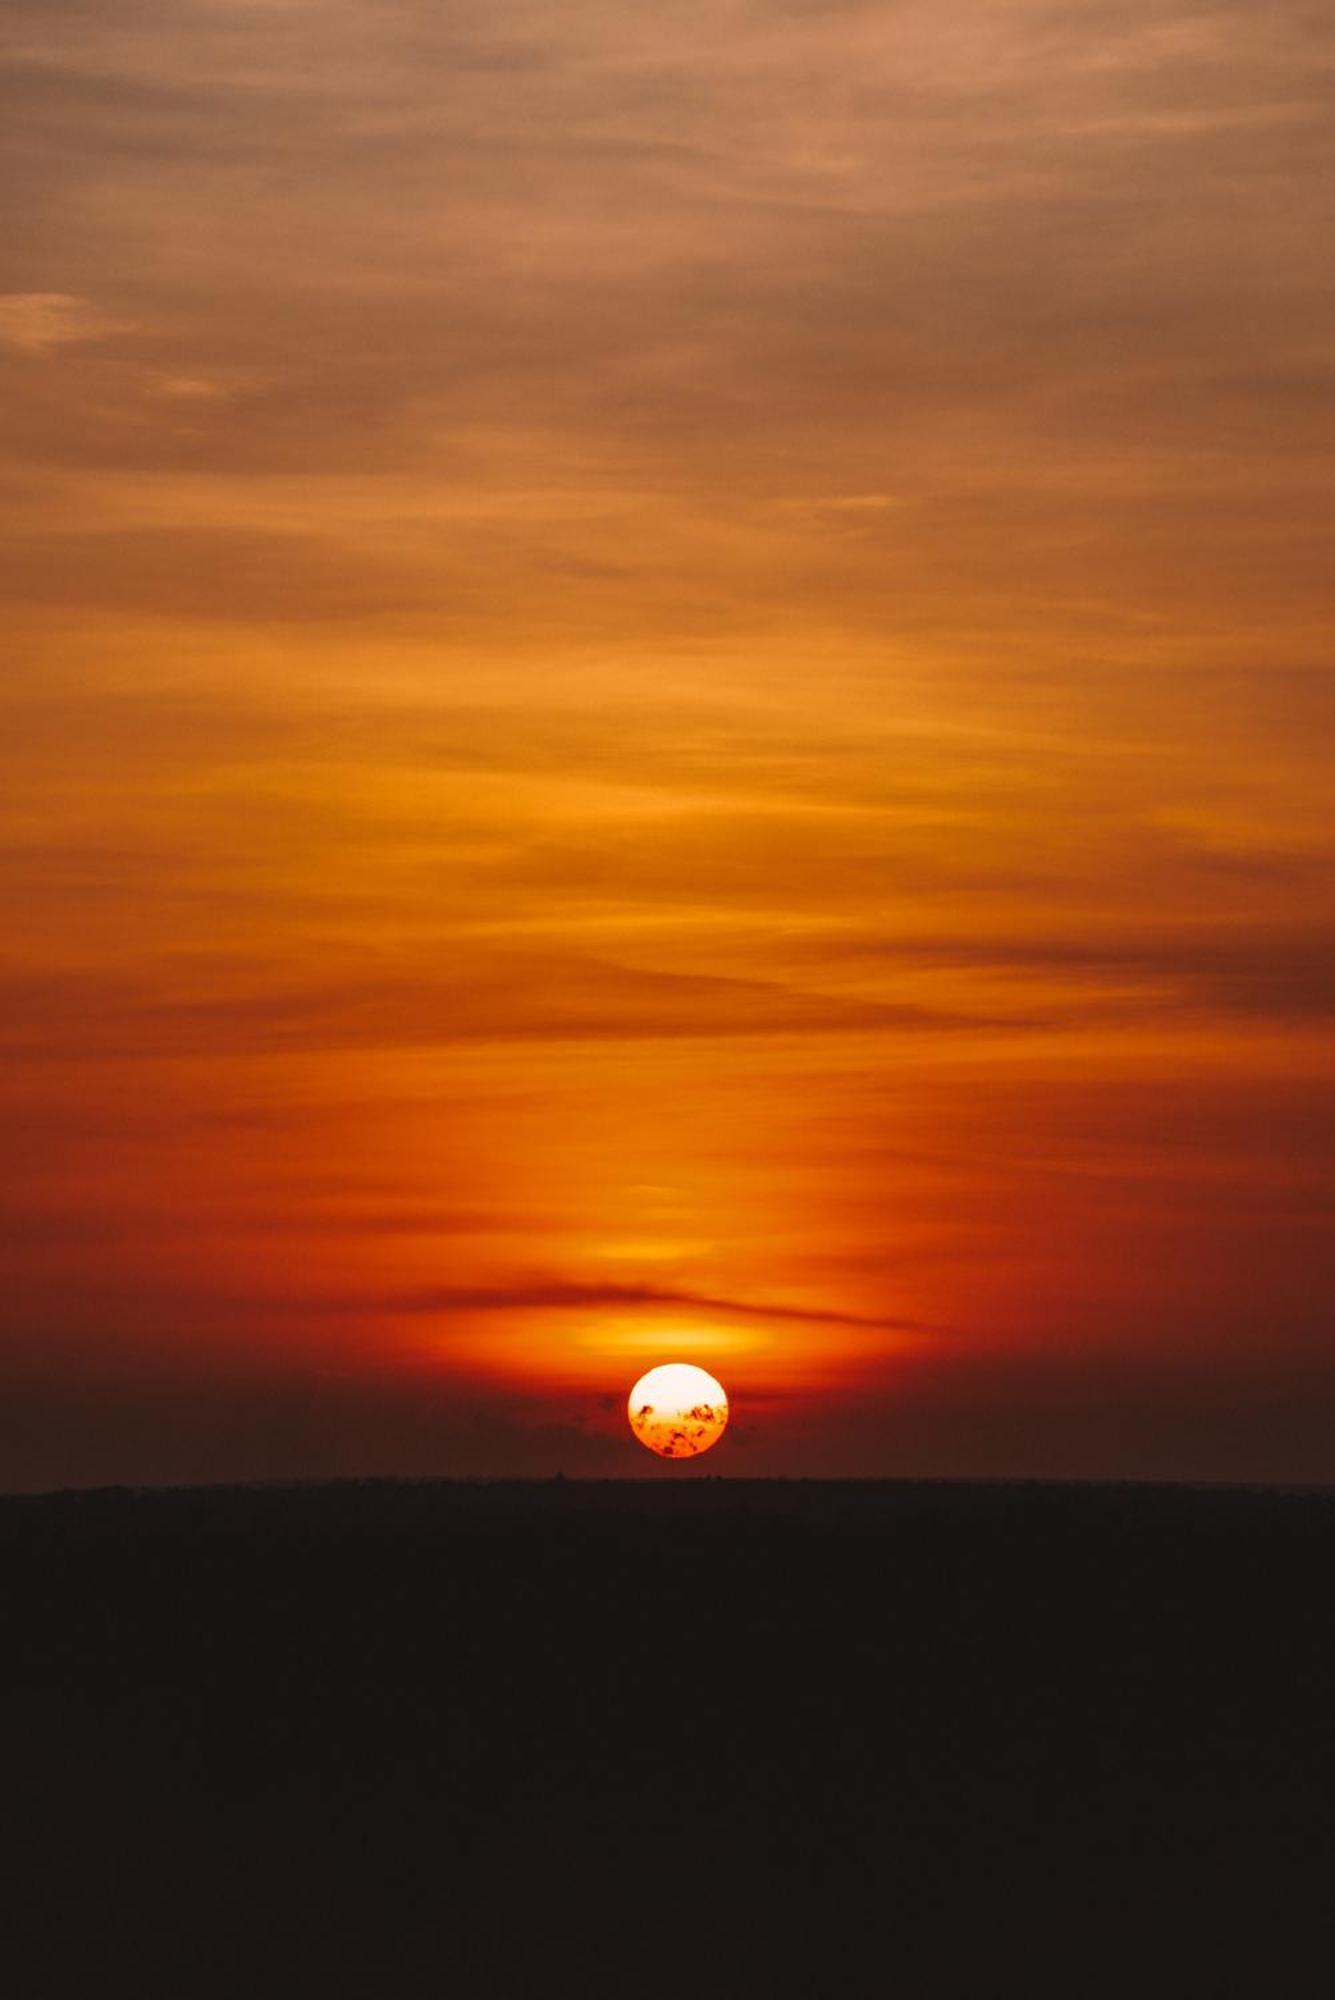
{"left": 627, "top": 1363, "right": 729, "bottom": 1460}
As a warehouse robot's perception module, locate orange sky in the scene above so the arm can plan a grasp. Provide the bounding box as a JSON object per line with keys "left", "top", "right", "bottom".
{"left": 2, "top": 0, "right": 1333, "bottom": 1486}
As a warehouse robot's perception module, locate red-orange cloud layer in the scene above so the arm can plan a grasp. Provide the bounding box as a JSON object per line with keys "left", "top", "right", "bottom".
{"left": 1, "top": 0, "right": 1332, "bottom": 1486}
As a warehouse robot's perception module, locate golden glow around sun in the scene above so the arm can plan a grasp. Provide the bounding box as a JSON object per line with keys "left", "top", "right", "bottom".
{"left": 627, "top": 1363, "right": 730, "bottom": 1460}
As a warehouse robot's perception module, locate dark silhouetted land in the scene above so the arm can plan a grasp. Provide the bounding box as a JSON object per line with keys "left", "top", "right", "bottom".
{"left": 4, "top": 1478, "right": 1332, "bottom": 1992}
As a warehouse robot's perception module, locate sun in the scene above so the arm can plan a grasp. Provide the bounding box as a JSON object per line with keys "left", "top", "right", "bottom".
{"left": 627, "top": 1362, "right": 729, "bottom": 1460}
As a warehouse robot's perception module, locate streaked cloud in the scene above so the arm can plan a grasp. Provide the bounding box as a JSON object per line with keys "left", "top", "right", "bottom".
{"left": 308, "top": 1277, "right": 925, "bottom": 1335}
{"left": 0, "top": 291, "right": 123, "bottom": 352}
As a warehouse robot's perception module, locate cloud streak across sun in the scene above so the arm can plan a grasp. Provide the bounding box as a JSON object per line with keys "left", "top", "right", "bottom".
{"left": 1, "top": 0, "right": 1332, "bottom": 1484}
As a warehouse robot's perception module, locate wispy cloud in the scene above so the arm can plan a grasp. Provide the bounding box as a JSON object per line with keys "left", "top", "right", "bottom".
{"left": 784, "top": 926, "right": 1335, "bottom": 1026}
{"left": 333, "top": 1277, "right": 930, "bottom": 1335}
{"left": 0, "top": 958, "right": 1033, "bottom": 1060}
{"left": 0, "top": 292, "right": 124, "bottom": 353}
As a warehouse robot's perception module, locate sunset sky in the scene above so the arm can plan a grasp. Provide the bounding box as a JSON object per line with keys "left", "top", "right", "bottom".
{"left": 3, "top": 0, "right": 1332, "bottom": 1486}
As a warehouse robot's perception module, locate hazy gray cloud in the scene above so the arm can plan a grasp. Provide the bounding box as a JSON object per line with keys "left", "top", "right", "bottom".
{"left": 4, "top": 0, "right": 1331, "bottom": 508}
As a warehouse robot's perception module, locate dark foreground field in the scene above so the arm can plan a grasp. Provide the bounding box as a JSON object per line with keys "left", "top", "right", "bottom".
{"left": 5, "top": 1478, "right": 1334, "bottom": 1994}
